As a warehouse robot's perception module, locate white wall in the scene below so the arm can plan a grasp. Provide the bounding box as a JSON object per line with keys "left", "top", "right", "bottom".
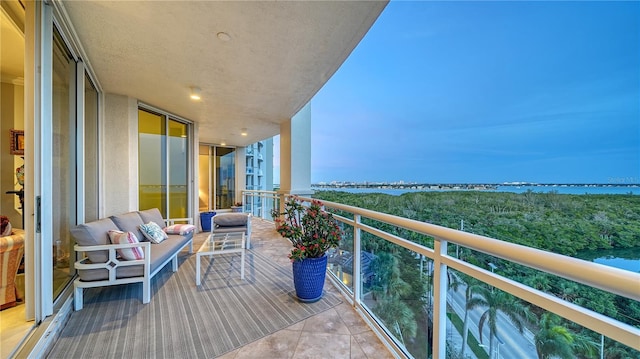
{"left": 102, "top": 93, "right": 138, "bottom": 216}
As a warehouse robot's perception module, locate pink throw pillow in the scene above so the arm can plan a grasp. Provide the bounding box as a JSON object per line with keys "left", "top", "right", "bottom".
{"left": 108, "top": 230, "right": 144, "bottom": 260}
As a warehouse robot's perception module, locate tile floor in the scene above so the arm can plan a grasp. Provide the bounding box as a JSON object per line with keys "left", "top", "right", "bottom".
{"left": 215, "top": 218, "right": 394, "bottom": 359}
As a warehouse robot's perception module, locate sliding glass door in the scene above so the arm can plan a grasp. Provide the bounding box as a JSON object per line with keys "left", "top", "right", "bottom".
{"left": 216, "top": 147, "right": 236, "bottom": 209}
{"left": 138, "top": 109, "right": 166, "bottom": 213}
{"left": 83, "top": 74, "right": 99, "bottom": 222}
{"left": 168, "top": 120, "right": 188, "bottom": 218}
{"left": 138, "top": 107, "right": 190, "bottom": 219}
{"left": 51, "top": 27, "right": 76, "bottom": 300}
{"left": 198, "top": 145, "right": 236, "bottom": 211}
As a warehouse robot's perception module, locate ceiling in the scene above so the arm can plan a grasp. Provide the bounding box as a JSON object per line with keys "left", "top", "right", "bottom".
{"left": 61, "top": 1, "right": 387, "bottom": 146}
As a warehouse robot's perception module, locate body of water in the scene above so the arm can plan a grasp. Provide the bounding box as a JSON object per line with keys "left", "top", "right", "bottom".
{"left": 314, "top": 185, "right": 639, "bottom": 196}
{"left": 578, "top": 248, "right": 640, "bottom": 273}
{"left": 593, "top": 256, "right": 640, "bottom": 273}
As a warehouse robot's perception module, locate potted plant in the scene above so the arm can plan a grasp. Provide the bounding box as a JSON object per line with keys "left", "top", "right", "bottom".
{"left": 231, "top": 202, "right": 243, "bottom": 212}
{"left": 272, "top": 196, "right": 342, "bottom": 302}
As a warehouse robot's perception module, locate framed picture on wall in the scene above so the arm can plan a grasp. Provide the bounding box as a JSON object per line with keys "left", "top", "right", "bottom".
{"left": 10, "top": 129, "right": 24, "bottom": 155}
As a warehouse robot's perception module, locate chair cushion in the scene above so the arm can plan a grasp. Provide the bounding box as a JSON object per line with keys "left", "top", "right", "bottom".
{"left": 70, "top": 218, "right": 120, "bottom": 263}
{"left": 138, "top": 208, "right": 166, "bottom": 229}
{"left": 213, "top": 213, "right": 248, "bottom": 227}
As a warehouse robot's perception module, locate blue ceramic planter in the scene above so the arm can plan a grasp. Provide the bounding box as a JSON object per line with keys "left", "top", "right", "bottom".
{"left": 292, "top": 255, "right": 328, "bottom": 302}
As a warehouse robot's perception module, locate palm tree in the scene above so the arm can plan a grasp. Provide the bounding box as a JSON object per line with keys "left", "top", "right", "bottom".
{"left": 369, "top": 251, "right": 417, "bottom": 344}
{"left": 376, "top": 299, "right": 417, "bottom": 343}
{"left": 534, "top": 313, "right": 574, "bottom": 359}
{"left": 467, "top": 286, "right": 532, "bottom": 358}
{"left": 453, "top": 273, "right": 482, "bottom": 358}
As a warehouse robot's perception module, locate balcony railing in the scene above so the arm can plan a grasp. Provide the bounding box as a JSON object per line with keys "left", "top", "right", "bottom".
{"left": 247, "top": 191, "right": 640, "bottom": 359}
{"left": 242, "top": 190, "right": 279, "bottom": 220}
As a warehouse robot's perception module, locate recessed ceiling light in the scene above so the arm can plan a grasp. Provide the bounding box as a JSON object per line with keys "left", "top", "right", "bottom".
{"left": 220, "top": 140, "right": 226, "bottom": 146}
{"left": 190, "top": 86, "right": 201, "bottom": 100}
{"left": 241, "top": 128, "right": 248, "bottom": 136}
{"left": 217, "top": 32, "right": 231, "bottom": 42}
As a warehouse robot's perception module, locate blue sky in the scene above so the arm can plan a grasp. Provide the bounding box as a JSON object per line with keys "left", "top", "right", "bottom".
{"left": 307, "top": 1, "right": 640, "bottom": 184}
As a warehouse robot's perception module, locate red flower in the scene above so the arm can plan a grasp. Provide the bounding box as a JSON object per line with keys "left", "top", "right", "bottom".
{"left": 273, "top": 196, "right": 342, "bottom": 261}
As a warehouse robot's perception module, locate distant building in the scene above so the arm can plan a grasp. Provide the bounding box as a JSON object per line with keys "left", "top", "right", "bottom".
{"left": 245, "top": 138, "right": 273, "bottom": 192}
{"left": 328, "top": 249, "right": 377, "bottom": 288}
{"left": 245, "top": 138, "right": 275, "bottom": 217}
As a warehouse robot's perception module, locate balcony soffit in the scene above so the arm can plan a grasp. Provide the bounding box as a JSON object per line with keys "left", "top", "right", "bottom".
{"left": 60, "top": 0, "right": 388, "bottom": 146}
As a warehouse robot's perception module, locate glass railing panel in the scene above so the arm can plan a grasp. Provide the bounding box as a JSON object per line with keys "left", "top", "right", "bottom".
{"left": 242, "top": 190, "right": 278, "bottom": 220}
{"left": 359, "top": 234, "right": 432, "bottom": 359}
{"left": 457, "top": 247, "right": 639, "bottom": 330}
{"left": 328, "top": 222, "right": 355, "bottom": 293}
{"left": 446, "top": 267, "right": 640, "bottom": 359}
{"left": 447, "top": 270, "right": 537, "bottom": 359}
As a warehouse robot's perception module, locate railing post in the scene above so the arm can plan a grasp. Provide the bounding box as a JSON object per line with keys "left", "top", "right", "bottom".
{"left": 243, "top": 191, "right": 249, "bottom": 214}
{"left": 277, "top": 192, "right": 286, "bottom": 219}
{"left": 353, "top": 214, "right": 362, "bottom": 305}
{"left": 432, "top": 239, "right": 448, "bottom": 358}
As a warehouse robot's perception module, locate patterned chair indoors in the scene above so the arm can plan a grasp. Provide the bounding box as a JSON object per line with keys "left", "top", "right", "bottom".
{"left": 0, "top": 228, "right": 25, "bottom": 309}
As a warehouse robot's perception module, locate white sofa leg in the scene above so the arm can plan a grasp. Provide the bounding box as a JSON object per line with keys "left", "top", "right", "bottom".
{"left": 74, "top": 285, "right": 83, "bottom": 311}
{"left": 143, "top": 280, "right": 150, "bottom": 304}
{"left": 172, "top": 255, "right": 178, "bottom": 272}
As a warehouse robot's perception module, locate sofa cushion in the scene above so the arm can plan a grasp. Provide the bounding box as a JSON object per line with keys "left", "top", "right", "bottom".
{"left": 111, "top": 212, "right": 146, "bottom": 241}
{"left": 108, "top": 230, "right": 144, "bottom": 260}
{"left": 71, "top": 218, "right": 120, "bottom": 263}
{"left": 139, "top": 222, "right": 168, "bottom": 244}
{"left": 213, "top": 213, "right": 248, "bottom": 227}
{"left": 148, "top": 234, "right": 191, "bottom": 273}
{"left": 138, "top": 208, "right": 166, "bottom": 229}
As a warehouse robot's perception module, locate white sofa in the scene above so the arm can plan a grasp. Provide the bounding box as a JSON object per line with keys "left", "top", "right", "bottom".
{"left": 71, "top": 208, "right": 193, "bottom": 310}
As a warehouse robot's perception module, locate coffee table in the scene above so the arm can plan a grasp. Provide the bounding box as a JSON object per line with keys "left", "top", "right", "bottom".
{"left": 196, "top": 232, "right": 245, "bottom": 285}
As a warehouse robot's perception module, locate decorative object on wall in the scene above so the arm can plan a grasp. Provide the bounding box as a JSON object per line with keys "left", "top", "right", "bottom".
{"left": 15, "top": 159, "right": 24, "bottom": 187}
{"left": 10, "top": 129, "right": 24, "bottom": 155}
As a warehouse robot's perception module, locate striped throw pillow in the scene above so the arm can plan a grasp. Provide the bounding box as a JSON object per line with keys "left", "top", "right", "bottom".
{"left": 107, "top": 230, "right": 144, "bottom": 260}
{"left": 164, "top": 224, "right": 196, "bottom": 235}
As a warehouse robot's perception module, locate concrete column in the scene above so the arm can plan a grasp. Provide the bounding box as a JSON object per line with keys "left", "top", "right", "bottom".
{"left": 279, "top": 103, "right": 313, "bottom": 197}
